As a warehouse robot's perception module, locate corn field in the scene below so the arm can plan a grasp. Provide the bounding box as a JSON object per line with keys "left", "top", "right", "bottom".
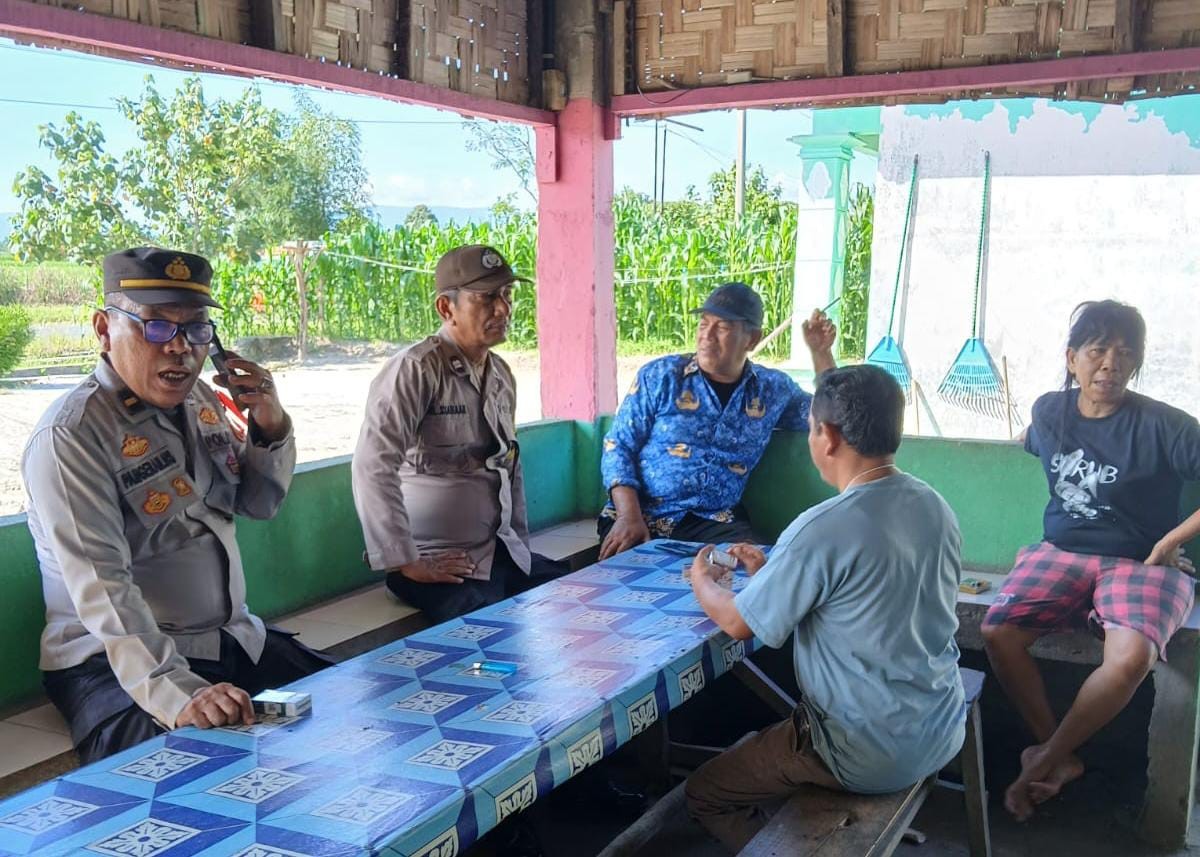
{"left": 207, "top": 188, "right": 875, "bottom": 361}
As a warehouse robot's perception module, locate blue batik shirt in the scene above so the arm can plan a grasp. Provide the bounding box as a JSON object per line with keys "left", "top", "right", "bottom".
{"left": 600, "top": 354, "right": 812, "bottom": 534}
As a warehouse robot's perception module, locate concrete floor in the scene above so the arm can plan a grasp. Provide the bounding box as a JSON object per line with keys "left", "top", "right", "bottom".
{"left": 514, "top": 770, "right": 1200, "bottom": 857}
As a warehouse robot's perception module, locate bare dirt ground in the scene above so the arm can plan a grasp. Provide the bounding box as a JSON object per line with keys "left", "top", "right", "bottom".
{"left": 0, "top": 346, "right": 663, "bottom": 517}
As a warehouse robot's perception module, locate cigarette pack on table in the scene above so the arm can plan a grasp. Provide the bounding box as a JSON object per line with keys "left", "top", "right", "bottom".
{"left": 251, "top": 690, "right": 312, "bottom": 717}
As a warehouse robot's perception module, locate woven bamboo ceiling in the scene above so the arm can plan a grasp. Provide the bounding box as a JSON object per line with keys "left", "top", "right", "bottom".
{"left": 621, "top": 0, "right": 1200, "bottom": 104}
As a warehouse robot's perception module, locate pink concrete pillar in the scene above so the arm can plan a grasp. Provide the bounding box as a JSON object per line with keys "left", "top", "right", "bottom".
{"left": 535, "top": 98, "right": 617, "bottom": 421}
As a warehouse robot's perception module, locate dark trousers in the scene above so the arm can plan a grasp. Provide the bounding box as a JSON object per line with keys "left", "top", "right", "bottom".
{"left": 386, "top": 539, "right": 569, "bottom": 626}
{"left": 597, "top": 510, "right": 761, "bottom": 545}
{"left": 44, "top": 628, "right": 331, "bottom": 765}
{"left": 686, "top": 708, "right": 842, "bottom": 852}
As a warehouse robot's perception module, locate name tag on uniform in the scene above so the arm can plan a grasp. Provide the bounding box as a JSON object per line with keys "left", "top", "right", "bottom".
{"left": 433, "top": 404, "right": 467, "bottom": 416}
{"left": 118, "top": 448, "right": 178, "bottom": 491}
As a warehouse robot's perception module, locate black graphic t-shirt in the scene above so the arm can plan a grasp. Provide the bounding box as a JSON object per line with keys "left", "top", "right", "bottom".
{"left": 1026, "top": 389, "right": 1200, "bottom": 560}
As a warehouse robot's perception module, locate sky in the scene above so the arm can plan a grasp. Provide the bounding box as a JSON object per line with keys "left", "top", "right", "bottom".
{"left": 0, "top": 37, "right": 878, "bottom": 214}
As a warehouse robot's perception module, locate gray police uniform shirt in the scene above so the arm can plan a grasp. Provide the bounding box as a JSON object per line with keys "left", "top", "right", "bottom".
{"left": 23, "top": 357, "right": 296, "bottom": 731}
{"left": 352, "top": 330, "right": 530, "bottom": 581}
{"left": 734, "top": 473, "right": 966, "bottom": 793}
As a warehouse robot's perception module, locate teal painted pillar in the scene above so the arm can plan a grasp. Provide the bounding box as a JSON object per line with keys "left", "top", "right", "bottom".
{"left": 791, "top": 136, "right": 856, "bottom": 368}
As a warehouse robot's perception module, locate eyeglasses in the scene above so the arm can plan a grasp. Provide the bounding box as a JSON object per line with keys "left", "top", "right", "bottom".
{"left": 105, "top": 306, "right": 217, "bottom": 346}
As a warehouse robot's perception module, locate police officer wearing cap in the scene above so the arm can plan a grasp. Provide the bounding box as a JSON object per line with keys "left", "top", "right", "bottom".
{"left": 352, "top": 244, "right": 566, "bottom": 623}
{"left": 598, "top": 282, "right": 838, "bottom": 559}
{"left": 22, "top": 247, "right": 328, "bottom": 763}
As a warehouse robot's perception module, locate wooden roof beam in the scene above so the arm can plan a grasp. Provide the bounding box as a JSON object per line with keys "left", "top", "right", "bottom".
{"left": 610, "top": 47, "right": 1200, "bottom": 118}
{"left": 0, "top": 0, "right": 556, "bottom": 127}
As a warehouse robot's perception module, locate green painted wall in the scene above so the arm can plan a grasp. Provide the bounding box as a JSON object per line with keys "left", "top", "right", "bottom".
{"left": 237, "top": 457, "right": 374, "bottom": 619}
{"left": 517, "top": 420, "right": 579, "bottom": 532}
{"left": 745, "top": 432, "right": 1200, "bottom": 569}
{"left": 0, "top": 515, "right": 44, "bottom": 707}
{"left": 746, "top": 435, "right": 1046, "bottom": 568}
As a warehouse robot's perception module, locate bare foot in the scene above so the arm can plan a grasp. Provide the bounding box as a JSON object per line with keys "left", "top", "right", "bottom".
{"left": 1020, "top": 745, "right": 1084, "bottom": 804}
{"left": 1004, "top": 777, "right": 1036, "bottom": 822}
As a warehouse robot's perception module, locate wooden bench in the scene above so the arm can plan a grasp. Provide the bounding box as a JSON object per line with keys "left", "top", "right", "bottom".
{"left": 955, "top": 568, "right": 1200, "bottom": 849}
{"left": 600, "top": 668, "right": 990, "bottom": 857}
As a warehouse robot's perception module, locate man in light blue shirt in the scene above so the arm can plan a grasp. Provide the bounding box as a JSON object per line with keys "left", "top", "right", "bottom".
{"left": 685, "top": 365, "right": 965, "bottom": 852}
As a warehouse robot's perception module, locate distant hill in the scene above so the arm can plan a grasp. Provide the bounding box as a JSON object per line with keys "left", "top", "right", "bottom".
{"left": 372, "top": 205, "right": 498, "bottom": 228}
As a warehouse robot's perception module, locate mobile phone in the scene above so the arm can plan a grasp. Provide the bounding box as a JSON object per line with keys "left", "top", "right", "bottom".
{"left": 657, "top": 540, "right": 701, "bottom": 557}
{"left": 708, "top": 548, "right": 737, "bottom": 570}
{"left": 209, "top": 332, "right": 232, "bottom": 380}
{"left": 209, "top": 333, "right": 250, "bottom": 416}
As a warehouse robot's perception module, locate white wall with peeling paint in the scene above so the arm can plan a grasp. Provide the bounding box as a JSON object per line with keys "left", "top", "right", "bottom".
{"left": 869, "top": 99, "right": 1200, "bottom": 441}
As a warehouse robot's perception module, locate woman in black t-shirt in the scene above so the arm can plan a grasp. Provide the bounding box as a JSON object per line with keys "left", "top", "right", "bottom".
{"left": 982, "top": 300, "right": 1200, "bottom": 822}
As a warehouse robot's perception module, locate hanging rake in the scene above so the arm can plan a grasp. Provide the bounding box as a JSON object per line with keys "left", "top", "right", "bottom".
{"left": 866, "top": 155, "right": 918, "bottom": 402}
{"left": 936, "top": 152, "right": 1018, "bottom": 423}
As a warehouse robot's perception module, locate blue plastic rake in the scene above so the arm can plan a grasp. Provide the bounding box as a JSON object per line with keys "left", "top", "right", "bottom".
{"left": 936, "top": 152, "right": 1019, "bottom": 424}
{"left": 865, "top": 156, "right": 917, "bottom": 402}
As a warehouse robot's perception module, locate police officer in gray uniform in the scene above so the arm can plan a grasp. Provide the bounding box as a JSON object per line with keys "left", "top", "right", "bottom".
{"left": 353, "top": 245, "right": 565, "bottom": 623}
{"left": 23, "top": 247, "right": 328, "bottom": 763}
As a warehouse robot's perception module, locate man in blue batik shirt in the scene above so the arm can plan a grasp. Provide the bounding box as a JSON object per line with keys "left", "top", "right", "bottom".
{"left": 598, "top": 282, "right": 836, "bottom": 558}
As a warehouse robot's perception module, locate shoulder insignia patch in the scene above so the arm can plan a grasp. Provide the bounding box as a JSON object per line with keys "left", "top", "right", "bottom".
{"left": 171, "top": 477, "right": 193, "bottom": 497}
{"left": 226, "top": 450, "right": 241, "bottom": 476}
{"left": 198, "top": 407, "right": 220, "bottom": 425}
{"left": 143, "top": 489, "right": 171, "bottom": 515}
{"left": 122, "top": 434, "right": 150, "bottom": 458}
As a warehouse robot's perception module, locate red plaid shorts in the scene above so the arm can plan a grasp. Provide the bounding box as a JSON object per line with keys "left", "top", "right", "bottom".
{"left": 983, "top": 541, "right": 1196, "bottom": 659}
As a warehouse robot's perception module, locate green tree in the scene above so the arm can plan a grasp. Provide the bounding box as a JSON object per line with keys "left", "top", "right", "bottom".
{"left": 0, "top": 306, "right": 33, "bottom": 377}
{"left": 700, "top": 163, "right": 789, "bottom": 224}
{"left": 404, "top": 204, "right": 438, "bottom": 229}
{"left": 462, "top": 120, "right": 536, "bottom": 205}
{"left": 10, "top": 77, "right": 367, "bottom": 265}
{"left": 247, "top": 93, "right": 370, "bottom": 248}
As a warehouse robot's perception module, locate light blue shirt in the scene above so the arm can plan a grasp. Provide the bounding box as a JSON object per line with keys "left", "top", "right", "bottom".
{"left": 735, "top": 473, "right": 965, "bottom": 793}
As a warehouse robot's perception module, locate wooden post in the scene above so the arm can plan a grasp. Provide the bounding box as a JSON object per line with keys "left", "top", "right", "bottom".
{"left": 536, "top": 99, "right": 617, "bottom": 420}
{"left": 1114, "top": 0, "right": 1141, "bottom": 54}
{"left": 316, "top": 275, "right": 327, "bottom": 338}
{"left": 287, "top": 242, "right": 309, "bottom": 362}
{"left": 611, "top": 0, "right": 627, "bottom": 97}
{"left": 825, "top": 0, "right": 845, "bottom": 77}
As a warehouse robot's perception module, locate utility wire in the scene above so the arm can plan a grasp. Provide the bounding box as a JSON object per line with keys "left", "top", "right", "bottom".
{"left": 307, "top": 250, "right": 791, "bottom": 283}
{"left": 0, "top": 94, "right": 461, "bottom": 125}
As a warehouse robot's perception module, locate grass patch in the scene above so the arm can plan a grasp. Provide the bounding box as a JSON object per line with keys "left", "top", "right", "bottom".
{"left": 19, "top": 333, "right": 94, "bottom": 367}
{"left": 0, "top": 262, "right": 97, "bottom": 305}
{"left": 24, "top": 304, "right": 96, "bottom": 326}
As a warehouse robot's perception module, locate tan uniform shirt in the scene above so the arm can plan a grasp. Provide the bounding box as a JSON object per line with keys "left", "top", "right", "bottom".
{"left": 23, "top": 358, "right": 296, "bottom": 728}
{"left": 352, "top": 330, "right": 530, "bottom": 581}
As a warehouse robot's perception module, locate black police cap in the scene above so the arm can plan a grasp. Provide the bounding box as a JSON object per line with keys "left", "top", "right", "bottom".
{"left": 102, "top": 247, "right": 220, "bottom": 308}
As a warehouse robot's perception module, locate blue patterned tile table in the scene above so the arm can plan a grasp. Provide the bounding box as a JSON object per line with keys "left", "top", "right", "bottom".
{"left": 0, "top": 541, "right": 760, "bottom": 857}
